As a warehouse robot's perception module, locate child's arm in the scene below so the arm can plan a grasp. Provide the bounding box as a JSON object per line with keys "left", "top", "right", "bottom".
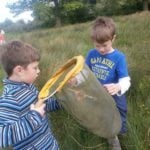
{"left": 103, "top": 77, "right": 131, "bottom": 96}
{"left": 0, "top": 103, "right": 45, "bottom": 148}
{"left": 118, "top": 76, "right": 131, "bottom": 95}
{"left": 103, "top": 53, "right": 131, "bottom": 96}
{"left": 68, "top": 69, "right": 89, "bottom": 87}
{"left": 45, "top": 96, "right": 63, "bottom": 112}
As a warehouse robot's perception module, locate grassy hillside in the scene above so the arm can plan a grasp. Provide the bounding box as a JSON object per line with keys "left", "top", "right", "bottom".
{"left": 0, "top": 11, "right": 150, "bottom": 150}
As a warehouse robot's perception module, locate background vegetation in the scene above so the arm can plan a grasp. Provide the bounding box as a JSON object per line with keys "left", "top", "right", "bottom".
{"left": 0, "top": 11, "right": 150, "bottom": 150}
{"left": 0, "top": 0, "right": 150, "bottom": 32}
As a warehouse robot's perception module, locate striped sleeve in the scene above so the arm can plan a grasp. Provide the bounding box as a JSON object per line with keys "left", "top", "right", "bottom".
{"left": 46, "top": 97, "right": 62, "bottom": 112}
{"left": 0, "top": 110, "right": 43, "bottom": 148}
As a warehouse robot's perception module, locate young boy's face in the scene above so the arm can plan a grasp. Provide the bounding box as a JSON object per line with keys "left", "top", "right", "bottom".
{"left": 94, "top": 40, "right": 113, "bottom": 55}
{"left": 21, "top": 61, "right": 40, "bottom": 84}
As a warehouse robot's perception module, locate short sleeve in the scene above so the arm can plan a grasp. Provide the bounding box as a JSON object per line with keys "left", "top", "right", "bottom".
{"left": 116, "top": 54, "right": 129, "bottom": 78}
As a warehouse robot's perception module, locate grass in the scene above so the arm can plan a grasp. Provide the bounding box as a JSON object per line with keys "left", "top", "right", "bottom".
{"left": 0, "top": 11, "right": 150, "bottom": 150}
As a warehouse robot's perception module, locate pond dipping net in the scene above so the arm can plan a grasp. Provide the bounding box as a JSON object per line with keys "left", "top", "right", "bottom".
{"left": 39, "top": 55, "right": 121, "bottom": 138}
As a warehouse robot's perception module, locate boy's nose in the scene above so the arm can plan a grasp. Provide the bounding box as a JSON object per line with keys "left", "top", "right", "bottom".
{"left": 37, "top": 69, "right": 40, "bottom": 74}
{"left": 99, "top": 47, "right": 105, "bottom": 52}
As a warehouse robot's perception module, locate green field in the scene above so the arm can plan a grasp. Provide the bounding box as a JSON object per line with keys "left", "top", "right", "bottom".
{"left": 0, "top": 12, "right": 150, "bottom": 150}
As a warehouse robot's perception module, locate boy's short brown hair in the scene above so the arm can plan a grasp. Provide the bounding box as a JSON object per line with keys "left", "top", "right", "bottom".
{"left": 0, "top": 40, "right": 40, "bottom": 76}
{"left": 91, "top": 17, "right": 116, "bottom": 43}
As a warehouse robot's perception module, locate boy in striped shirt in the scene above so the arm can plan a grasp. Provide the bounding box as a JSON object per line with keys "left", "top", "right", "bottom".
{"left": 0, "top": 40, "right": 61, "bottom": 150}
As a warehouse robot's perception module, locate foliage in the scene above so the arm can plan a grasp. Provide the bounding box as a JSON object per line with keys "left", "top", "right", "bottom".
{"left": 94, "top": 0, "right": 145, "bottom": 16}
{"left": 0, "top": 19, "right": 14, "bottom": 31}
{"left": 32, "top": 3, "right": 56, "bottom": 27}
{"left": 121, "top": 0, "right": 143, "bottom": 14}
{"left": 7, "top": 0, "right": 37, "bottom": 14}
{"left": 7, "top": 0, "right": 61, "bottom": 26}
{"left": 5, "top": 0, "right": 149, "bottom": 29}
{"left": 62, "top": 1, "right": 95, "bottom": 24}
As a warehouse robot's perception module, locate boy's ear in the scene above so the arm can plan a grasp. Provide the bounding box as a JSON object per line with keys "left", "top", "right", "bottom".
{"left": 112, "top": 35, "right": 116, "bottom": 42}
{"left": 13, "top": 65, "right": 23, "bottom": 75}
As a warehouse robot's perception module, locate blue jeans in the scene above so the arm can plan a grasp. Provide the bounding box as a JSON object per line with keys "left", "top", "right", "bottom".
{"left": 113, "top": 95, "right": 127, "bottom": 134}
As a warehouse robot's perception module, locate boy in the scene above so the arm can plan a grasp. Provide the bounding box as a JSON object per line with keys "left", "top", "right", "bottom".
{"left": 85, "top": 17, "right": 131, "bottom": 149}
{"left": 0, "top": 40, "right": 61, "bottom": 150}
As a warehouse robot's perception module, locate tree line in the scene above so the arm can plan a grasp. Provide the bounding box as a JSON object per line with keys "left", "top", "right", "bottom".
{"left": 0, "top": 0, "right": 149, "bottom": 32}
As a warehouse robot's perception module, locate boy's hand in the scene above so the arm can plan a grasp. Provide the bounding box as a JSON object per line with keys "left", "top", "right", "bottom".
{"left": 30, "top": 101, "right": 46, "bottom": 117}
{"left": 103, "top": 83, "right": 121, "bottom": 95}
{"left": 68, "top": 77, "right": 77, "bottom": 86}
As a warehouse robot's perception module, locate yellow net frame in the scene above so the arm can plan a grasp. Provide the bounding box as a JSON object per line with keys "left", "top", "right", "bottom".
{"left": 38, "top": 55, "right": 84, "bottom": 101}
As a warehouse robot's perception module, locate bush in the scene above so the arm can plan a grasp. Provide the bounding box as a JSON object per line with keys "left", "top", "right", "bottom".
{"left": 62, "top": 2, "right": 95, "bottom": 24}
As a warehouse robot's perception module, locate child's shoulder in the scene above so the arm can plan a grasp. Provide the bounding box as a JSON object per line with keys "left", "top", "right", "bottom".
{"left": 113, "top": 49, "right": 126, "bottom": 57}
{"left": 2, "top": 80, "right": 37, "bottom": 100}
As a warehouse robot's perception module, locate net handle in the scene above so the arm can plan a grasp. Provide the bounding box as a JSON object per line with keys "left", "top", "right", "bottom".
{"left": 38, "top": 55, "right": 84, "bottom": 101}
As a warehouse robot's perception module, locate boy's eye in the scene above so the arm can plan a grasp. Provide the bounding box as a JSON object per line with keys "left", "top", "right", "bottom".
{"left": 102, "top": 44, "right": 107, "bottom": 47}
{"left": 34, "top": 66, "right": 38, "bottom": 70}
{"left": 96, "top": 45, "right": 100, "bottom": 48}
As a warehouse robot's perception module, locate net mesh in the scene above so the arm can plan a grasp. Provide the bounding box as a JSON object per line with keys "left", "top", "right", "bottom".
{"left": 39, "top": 56, "right": 121, "bottom": 138}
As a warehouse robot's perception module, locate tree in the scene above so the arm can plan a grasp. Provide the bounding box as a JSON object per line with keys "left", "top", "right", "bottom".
{"left": 7, "top": 0, "right": 62, "bottom": 27}
{"left": 88, "top": 0, "right": 96, "bottom": 4}
{"left": 143, "top": 0, "right": 150, "bottom": 10}
{"left": 53, "top": 0, "right": 61, "bottom": 26}
{"left": 32, "top": 3, "right": 55, "bottom": 27}
{"left": 63, "top": 1, "right": 92, "bottom": 24}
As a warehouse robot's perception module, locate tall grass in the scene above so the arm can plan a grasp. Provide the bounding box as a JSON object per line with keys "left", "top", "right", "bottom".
{"left": 0, "top": 11, "right": 150, "bottom": 150}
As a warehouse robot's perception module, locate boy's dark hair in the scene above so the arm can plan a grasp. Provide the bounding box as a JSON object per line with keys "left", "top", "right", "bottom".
{"left": 91, "top": 17, "right": 116, "bottom": 43}
{"left": 0, "top": 40, "right": 40, "bottom": 76}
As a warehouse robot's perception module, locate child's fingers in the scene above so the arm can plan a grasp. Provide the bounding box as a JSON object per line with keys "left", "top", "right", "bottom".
{"left": 30, "top": 104, "right": 34, "bottom": 110}
{"left": 103, "top": 84, "right": 121, "bottom": 95}
{"left": 30, "top": 102, "right": 46, "bottom": 117}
